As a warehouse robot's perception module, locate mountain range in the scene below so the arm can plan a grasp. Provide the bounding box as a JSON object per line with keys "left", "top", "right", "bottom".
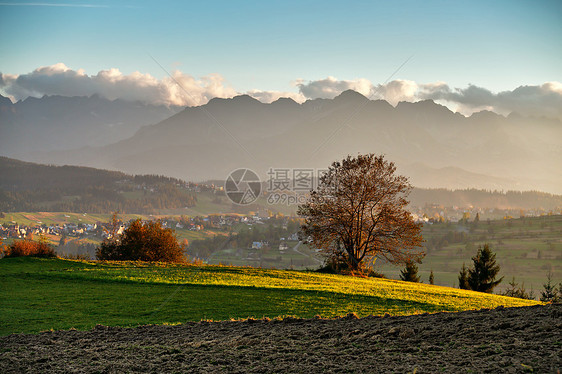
{"left": 0, "top": 94, "right": 182, "bottom": 156}
{"left": 1, "top": 91, "right": 560, "bottom": 194}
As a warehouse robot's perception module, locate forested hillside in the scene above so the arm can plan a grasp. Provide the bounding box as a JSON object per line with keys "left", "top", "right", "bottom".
{"left": 409, "top": 188, "right": 562, "bottom": 211}
{"left": 0, "top": 157, "right": 197, "bottom": 214}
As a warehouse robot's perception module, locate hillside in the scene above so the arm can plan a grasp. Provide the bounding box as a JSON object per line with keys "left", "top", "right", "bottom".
{"left": 0, "top": 157, "right": 197, "bottom": 214}
{"left": 408, "top": 188, "right": 562, "bottom": 211}
{"left": 0, "top": 257, "right": 539, "bottom": 335}
{"left": 22, "top": 91, "right": 562, "bottom": 194}
{"left": 2, "top": 157, "right": 561, "bottom": 216}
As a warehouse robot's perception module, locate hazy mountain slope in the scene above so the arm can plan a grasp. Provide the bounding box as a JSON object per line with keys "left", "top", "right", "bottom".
{"left": 18, "top": 91, "right": 562, "bottom": 194}
{"left": 0, "top": 94, "right": 183, "bottom": 157}
{"left": 0, "top": 157, "right": 196, "bottom": 214}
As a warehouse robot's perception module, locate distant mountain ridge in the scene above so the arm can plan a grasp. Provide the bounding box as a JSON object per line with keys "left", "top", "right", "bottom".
{"left": 0, "top": 94, "right": 183, "bottom": 157}
{"left": 4, "top": 91, "right": 561, "bottom": 194}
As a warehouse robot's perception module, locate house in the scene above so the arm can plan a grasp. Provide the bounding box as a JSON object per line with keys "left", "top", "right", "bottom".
{"left": 279, "top": 242, "right": 289, "bottom": 252}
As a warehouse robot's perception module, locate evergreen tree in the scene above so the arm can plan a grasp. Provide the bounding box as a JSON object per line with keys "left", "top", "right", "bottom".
{"left": 58, "top": 233, "right": 67, "bottom": 248}
{"left": 502, "top": 277, "right": 534, "bottom": 299}
{"left": 467, "top": 244, "right": 503, "bottom": 293}
{"left": 540, "top": 270, "right": 560, "bottom": 303}
{"left": 400, "top": 260, "right": 420, "bottom": 282}
{"left": 458, "top": 263, "right": 470, "bottom": 289}
{"left": 429, "top": 269, "right": 434, "bottom": 285}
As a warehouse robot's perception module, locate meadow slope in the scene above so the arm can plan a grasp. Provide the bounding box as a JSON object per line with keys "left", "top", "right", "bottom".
{"left": 0, "top": 258, "right": 539, "bottom": 335}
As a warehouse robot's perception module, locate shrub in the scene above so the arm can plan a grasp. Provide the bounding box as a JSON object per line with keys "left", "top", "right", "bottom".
{"left": 3, "top": 238, "right": 56, "bottom": 258}
{"left": 96, "top": 219, "right": 185, "bottom": 263}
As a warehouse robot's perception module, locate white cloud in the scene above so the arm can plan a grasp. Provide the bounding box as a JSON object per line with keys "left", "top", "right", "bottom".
{"left": 417, "top": 82, "right": 562, "bottom": 119}
{"left": 1, "top": 64, "right": 561, "bottom": 119}
{"left": 0, "top": 63, "right": 237, "bottom": 106}
{"left": 295, "top": 76, "right": 562, "bottom": 119}
{"left": 246, "top": 89, "right": 306, "bottom": 103}
{"left": 370, "top": 79, "right": 419, "bottom": 105}
{"left": 295, "top": 76, "right": 372, "bottom": 99}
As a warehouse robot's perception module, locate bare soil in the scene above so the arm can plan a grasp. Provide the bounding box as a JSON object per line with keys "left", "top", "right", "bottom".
{"left": 1, "top": 304, "right": 561, "bottom": 373}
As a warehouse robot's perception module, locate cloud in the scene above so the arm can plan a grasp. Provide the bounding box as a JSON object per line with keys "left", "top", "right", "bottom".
{"left": 295, "top": 77, "right": 562, "bottom": 119}
{"left": 246, "top": 89, "right": 306, "bottom": 103}
{"left": 2, "top": 64, "right": 561, "bottom": 119}
{"left": 295, "top": 76, "right": 373, "bottom": 99}
{"left": 0, "top": 63, "right": 237, "bottom": 107}
{"left": 417, "top": 81, "right": 562, "bottom": 119}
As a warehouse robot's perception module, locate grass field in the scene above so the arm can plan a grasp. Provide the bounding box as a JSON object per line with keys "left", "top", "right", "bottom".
{"left": 0, "top": 257, "right": 540, "bottom": 335}
{"left": 374, "top": 215, "right": 562, "bottom": 292}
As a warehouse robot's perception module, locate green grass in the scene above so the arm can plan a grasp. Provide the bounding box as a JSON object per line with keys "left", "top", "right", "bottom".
{"left": 375, "top": 215, "right": 562, "bottom": 291}
{"left": 0, "top": 257, "right": 540, "bottom": 335}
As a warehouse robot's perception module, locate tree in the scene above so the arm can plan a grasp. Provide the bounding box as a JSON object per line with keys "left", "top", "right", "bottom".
{"left": 3, "top": 238, "right": 56, "bottom": 258}
{"left": 501, "top": 277, "right": 534, "bottom": 300}
{"left": 400, "top": 261, "right": 420, "bottom": 282}
{"left": 474, "top": 213, "right": 480, "bottom": 224}
{"left": 467, "top": 244, "right": 503, "bottom": 293}
{"left": 540, "top": 270, "right": 560, "bottom": 303}
{"left": 458, "top": 263, "right": 470, "bottom": 289}
{"left": 429, "top": 269, "right": 435, "bottom": 285}
{"left": 298, "top": 154, "right": 424, "bottom": 273}
{"left": 96, "top": 219, "right": 185, "bottom": 262}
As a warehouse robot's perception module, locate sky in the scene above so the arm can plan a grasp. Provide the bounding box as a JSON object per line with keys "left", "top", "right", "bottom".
{"left": 1, "top": 0, "right": 561, "bottom": 117}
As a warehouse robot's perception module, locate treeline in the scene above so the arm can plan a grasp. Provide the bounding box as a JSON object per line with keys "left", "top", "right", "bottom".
{"left": 0, "top": 157, "right": 196, "bottom": 214}
{"left": 410, "top": 188, "right": 562, "bottom": 210}
{"left": 0, "top": 157, "right": 189, "bottom": 192}
{"left": 0, "top": 185, "right": 196, "bottom": 214}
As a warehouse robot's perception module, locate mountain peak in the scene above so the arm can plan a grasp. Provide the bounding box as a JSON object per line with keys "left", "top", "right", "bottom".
{"left": 232, "top": 94, "right": 260, "bottom": 103}
{"left": 270, "top": 97, "right": 299, "bottom": 106}
{"left": 0, "top": 94, "right": 13, "bottom": 106}
{"left": 469, "top": 110, "right": 504, "bottom": 121}
{"left": 396, "top": 99, "right": 454, "bottom": 116}
{"left": 334, "top": 89, "right": 369, "bottom": 103}
{"left": 208, "top": 94, "right": 261, "bottom": 106}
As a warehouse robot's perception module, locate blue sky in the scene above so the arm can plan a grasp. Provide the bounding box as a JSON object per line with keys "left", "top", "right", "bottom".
{"left": 0, "top": 0, "right": 561, "bottom": 112}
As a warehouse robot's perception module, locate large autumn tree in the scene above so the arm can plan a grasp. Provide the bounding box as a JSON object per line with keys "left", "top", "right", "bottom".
{"left": 298, "top": 154, "right": 424, "bottom": 273}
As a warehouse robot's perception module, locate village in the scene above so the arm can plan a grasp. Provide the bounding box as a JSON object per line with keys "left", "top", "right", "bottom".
{"left": 2, "top": 203, "right": 558, "bottom": 243}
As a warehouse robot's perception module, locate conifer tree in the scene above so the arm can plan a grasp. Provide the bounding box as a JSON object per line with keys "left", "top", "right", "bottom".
{"left": 540, "top": 270, "right": 560, "bottom": 303}
{"left": 467, "top": 244, "right": 503, "bottom": 293}
{"left": 400, "top": 260, "right": 420, "bottom": 282}
{"left": 458, "top": 263, "right": 470, "bottom": 289}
